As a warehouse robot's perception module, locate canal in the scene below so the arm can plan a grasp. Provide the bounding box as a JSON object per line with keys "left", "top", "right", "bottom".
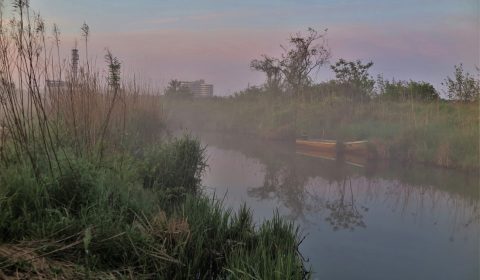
{"left": 195, "top": 132, "right": 479, "bottom": 280}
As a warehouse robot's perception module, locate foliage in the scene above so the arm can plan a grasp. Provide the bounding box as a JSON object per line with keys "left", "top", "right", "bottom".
{"left": 166, "top": 93, "right": 479, "bottom": 170}
{"left": 442, "top": 64, "right": 479, "bottom": 101}
{"left": 231, "top": 85, "right": 264, "bottom": 99}
{"left": 0, "top": 137, "right": 307, "bottom": 279}
{"left": 377, "top": 77, "right": 439, "bottom": 101}
{"left": 225, "top": 212, "right": 307, "bottom": 280}
{"left": 251, "top": 27, "right": 330, "bottom": 95}
{"left": 164, "top": 79, "right": 194, "bottom": 98}
{"left": 0, "top": 2, "right": 307, "bottom": 278}
{"left": 105, "top": 49, "right": 121, "bottom": 90}
{"left": 330, "top": 58, "right": 375, "bottom": 99}
{"left": 251, "top": 55, "right": 283, "bottom": 91}
{"left": 140, "top": 136, "right": 207, "bottom": 195}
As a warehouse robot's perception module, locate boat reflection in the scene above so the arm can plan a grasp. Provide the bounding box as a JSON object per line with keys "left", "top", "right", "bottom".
{"left": 197, "top": 132, "right": 479, "bottom": 234}
{"left": 195, "top": 131, "right": 479, "bottom": 279}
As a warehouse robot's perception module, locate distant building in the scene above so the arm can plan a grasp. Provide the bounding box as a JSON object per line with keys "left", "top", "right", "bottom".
{"left": 179, "top": 79, "right": 213, "bottom": 97}
{"left": 46, "top": 48, "right": 79, "bottom": 91}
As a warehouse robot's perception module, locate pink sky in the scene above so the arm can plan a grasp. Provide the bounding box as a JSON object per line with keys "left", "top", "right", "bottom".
{"left": 17, "top": 0, "right": 480, "bottom": 95}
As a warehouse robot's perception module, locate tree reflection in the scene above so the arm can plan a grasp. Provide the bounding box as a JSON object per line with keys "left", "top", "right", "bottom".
{"left": 248, "top": 164, "right": 312, "bottom": 220}
{"left": 197, "top": 132, "right": 479, "bottom": 235}
{"left": 248, "top": 155, "right": 369, "bottom": 231}
{"left": 324, "top": 178, "right": 367, "bottom": 231}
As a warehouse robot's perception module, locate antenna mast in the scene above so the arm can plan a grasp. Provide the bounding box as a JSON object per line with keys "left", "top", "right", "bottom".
{"left": 71, "top": 46, "right": 79, "bottom": 81}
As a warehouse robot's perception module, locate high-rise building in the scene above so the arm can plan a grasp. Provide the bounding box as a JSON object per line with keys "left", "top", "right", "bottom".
{"left": 179, "top": 79, "right": 213, "bottom": 97}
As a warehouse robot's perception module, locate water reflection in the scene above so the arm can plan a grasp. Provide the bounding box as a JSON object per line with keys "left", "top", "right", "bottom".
{"left": 323, "top": 178, "right": 367, "bottom": 231}
{"left": 197, "top": 132, "right": 479, "bottom": 279}
{"left": 199, "top": 132, "right": 479, "bottom": 233}
{"left": 248, "top": 164, "right": 312, "bottom": 220}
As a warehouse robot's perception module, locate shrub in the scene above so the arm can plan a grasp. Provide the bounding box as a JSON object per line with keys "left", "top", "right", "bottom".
{"left": 140, "top": 136, "right": 207, "bottom": 195}
{"left": 443, "top": 64, "right": 480, "bottom": 101}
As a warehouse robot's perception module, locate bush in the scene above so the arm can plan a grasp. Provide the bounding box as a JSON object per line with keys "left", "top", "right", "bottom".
{"left": 140, "top": 136, "right": 207, "bottom": 195}
{"left": 48, "top": 159, "right": 98, "bottom": 216}
{"left": 0, "top": 164, "right": 48, "bottom": 240}
{"left": 377, "top": 78, "right": 439, "bottom": 101}
{"left": 443, "top": 64, "right": 480, "bottom": 101}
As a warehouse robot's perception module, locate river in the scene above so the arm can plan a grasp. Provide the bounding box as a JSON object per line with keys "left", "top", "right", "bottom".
{"left": 193, "top": 132, "right": 479, "bottom": 280}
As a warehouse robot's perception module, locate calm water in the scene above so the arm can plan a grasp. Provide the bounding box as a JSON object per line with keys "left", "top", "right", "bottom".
{"left": 195, "top": 133, "right": 479, "bottom": 280}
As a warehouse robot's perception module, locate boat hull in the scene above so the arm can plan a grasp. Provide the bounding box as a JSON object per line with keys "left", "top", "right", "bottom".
{"left": 295, "top": 139, "right": 369, "bottom": 156}
{"left": 295, "top": 139, "right": 337, "bottom": 151}
{"left": 343, "top": 141, "right": 369, "bottom": 156}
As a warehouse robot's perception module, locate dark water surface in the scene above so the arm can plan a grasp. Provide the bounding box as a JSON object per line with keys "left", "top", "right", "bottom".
{"left": 195, "top": 132, "right": 479, "bottom": 280}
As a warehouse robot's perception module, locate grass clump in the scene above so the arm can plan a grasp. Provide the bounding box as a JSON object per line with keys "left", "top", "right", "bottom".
{"left": 0, "top": 137, "right": 308, "bottom": 279}
{"left": 225, "top": 212, "right": 307, "bottom": 280}
{"left": 140, "top": 136, "right": 207, "bottom": 194}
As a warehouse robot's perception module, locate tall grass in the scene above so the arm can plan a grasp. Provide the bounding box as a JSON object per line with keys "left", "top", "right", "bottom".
{"left": 165, "top": 92, "right": 479, "bottom": 170}
{"left": 0, "top": 2, "right": 307, "bottom": 279}
{"left": 0, "top": 139, "right": 307, "bottom": 279}
{"left": 0, "top": 1, "right": 164, "bottom": 170}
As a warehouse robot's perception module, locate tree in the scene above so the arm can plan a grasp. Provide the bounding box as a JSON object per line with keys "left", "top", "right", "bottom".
{"left": 164, "top": 79, "right": 192, "bottom": 98}
{"left": 250, "top": 55, "right": 282, "bottom": 91}
{"left": 442, "top": 64, "right": 479, "bottom": 102}
{"left": 330, "top": 59, "right": 374, "bottom": 99}
{"left": 280, "top": 28, "right": 331, "bottom": 95}
{"left": 251, "top": 27, "right": 331, "bottom": 95}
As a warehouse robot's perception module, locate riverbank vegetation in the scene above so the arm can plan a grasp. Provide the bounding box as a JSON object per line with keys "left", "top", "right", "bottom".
{"left": 0, "top": 2, "right": 307, "bottom": 279}
{"left": 166, "top": 93, "right": 478, "bottom": 170}
{"left": 165, "top": 28, "right": 479, "bottom": 171}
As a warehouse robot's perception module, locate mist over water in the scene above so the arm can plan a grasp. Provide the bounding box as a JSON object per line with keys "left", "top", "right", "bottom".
{"left": 195, "top": 132, "right": 479, "bottom": 280}
{"left": 0, "top": 1, "right": 477, "bottom": 278}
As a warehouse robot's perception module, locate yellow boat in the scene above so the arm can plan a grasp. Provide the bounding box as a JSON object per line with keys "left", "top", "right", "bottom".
{"left": 295, "top": 139, "right": 369, "bottom": 156}
{"left": 295, "top": 139, "right": 337, "bottom": 151}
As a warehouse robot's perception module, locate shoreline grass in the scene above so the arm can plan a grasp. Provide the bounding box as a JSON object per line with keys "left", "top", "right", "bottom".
{"left": 0, "top": 3, "right": 308, "bottom": 278}
{"left": 164, "top": 94, "right": 479, "bottom": 171}
{"left": 0, "top": 137, "right": 309, "bottom": 279}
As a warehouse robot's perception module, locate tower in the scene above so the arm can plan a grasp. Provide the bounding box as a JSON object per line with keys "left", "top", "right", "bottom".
{"left": 71, "top": 48, "right": 79, "bottom": 80}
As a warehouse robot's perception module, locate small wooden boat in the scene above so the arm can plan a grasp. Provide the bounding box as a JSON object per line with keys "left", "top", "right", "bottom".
{"left": 295, "top": 139, "right": 337, "bottom": 152}
{"left": 295, "top": 139, "right": 369, "bottom": 156}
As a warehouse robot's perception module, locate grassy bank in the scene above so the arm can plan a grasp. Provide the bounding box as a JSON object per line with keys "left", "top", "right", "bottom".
{"left": 0, "top": 4, "right": 307, "bottom": 278}
{"left": 165, "top": 94, "right": 479, "bottom": 170}
{"left": 0, "top": 137, "right": 307, "bottom": 279}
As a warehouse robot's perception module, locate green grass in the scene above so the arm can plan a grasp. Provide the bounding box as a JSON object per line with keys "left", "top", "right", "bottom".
{"left": 0, "top": 137, "right": 308, "bottom": 279}
{"left": 0, "top": 3, "right": 308, "bottom": 277}
{"left": 165, "top": 94, "right": 479, "bottom": 170}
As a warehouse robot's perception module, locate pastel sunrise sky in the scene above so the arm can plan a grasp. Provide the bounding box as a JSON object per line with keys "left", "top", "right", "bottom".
{"left": 15, "top": 0, "right": 480, "bottom": 95}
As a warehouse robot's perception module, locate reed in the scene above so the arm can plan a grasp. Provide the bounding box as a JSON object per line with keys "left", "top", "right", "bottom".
{"left": 164, "top": 90, "right": 479, "bottom": 170}
{"left": 0, "top": 1, "right": 165, "bottom": 170}
{"left": 0, "top": 2, "right": 307, "bottom": 278}
{"left": 0, "top": 138, "right": 307, "bottom": 279}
